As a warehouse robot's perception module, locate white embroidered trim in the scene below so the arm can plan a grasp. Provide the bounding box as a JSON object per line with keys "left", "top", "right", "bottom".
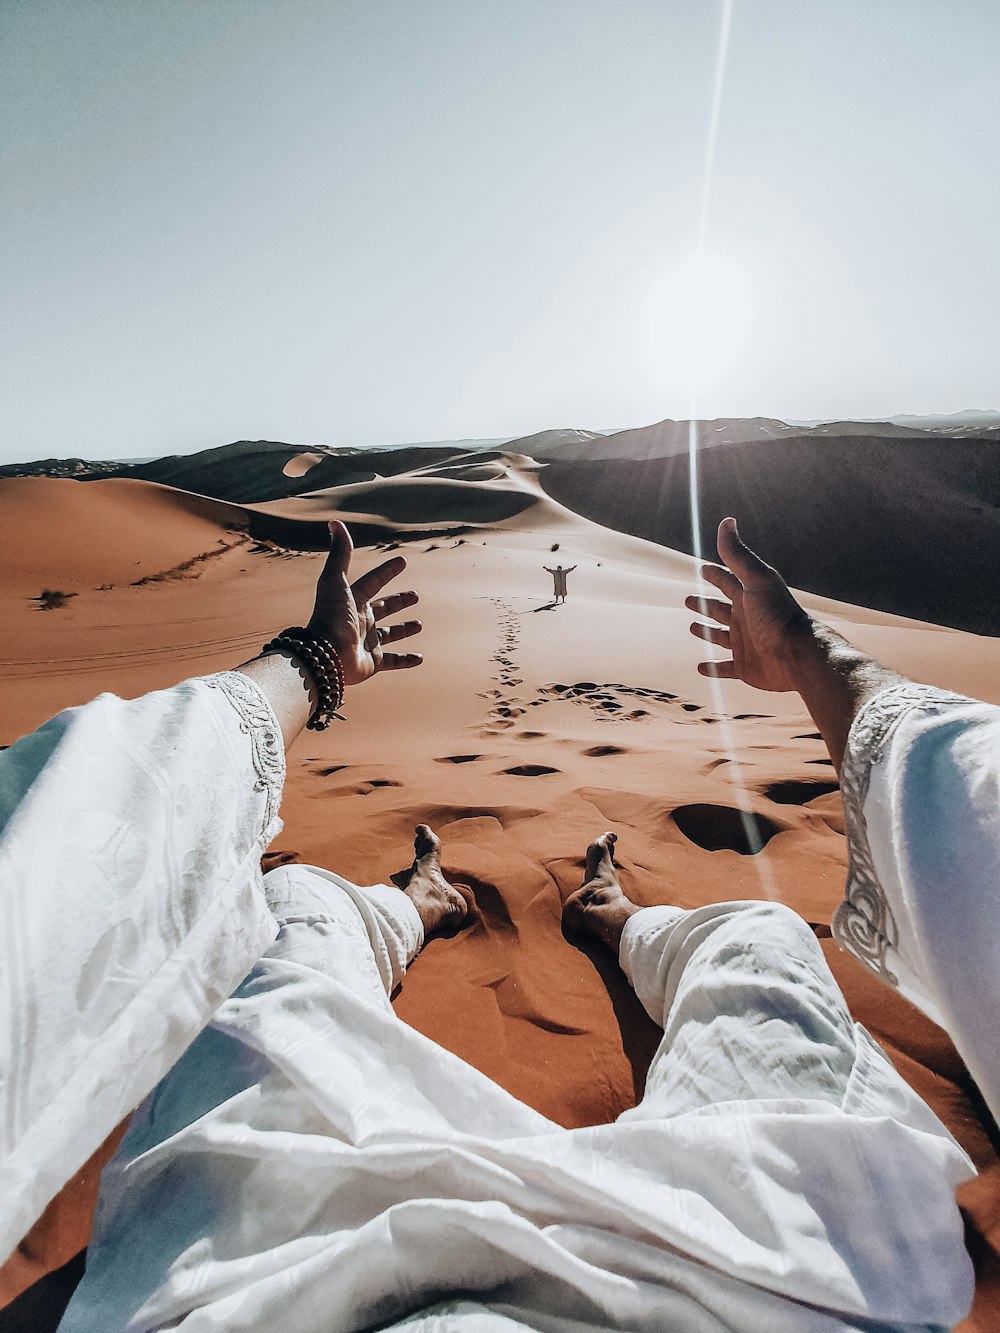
{"left": 204, "top": 671, "right": 285, "bottom": 830}
{"left": 834, "top": 682, "right": 969, "bottom": 985}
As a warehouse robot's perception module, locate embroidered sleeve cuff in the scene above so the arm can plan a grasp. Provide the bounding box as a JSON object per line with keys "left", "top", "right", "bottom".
{"left": 834, "top": 682, "right": 970, "bottom": 986}
{"left": 203, "top": 670, "right": 286, "bottom": 836}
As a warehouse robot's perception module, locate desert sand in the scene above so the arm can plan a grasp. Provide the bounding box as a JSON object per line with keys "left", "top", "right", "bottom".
{"left": 2, "top": 432, "right": 999, "bottom": 1328}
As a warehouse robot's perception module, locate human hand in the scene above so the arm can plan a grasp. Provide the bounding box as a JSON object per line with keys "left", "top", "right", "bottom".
{"left": 685, "top": 518, "right": 812, "bottom": 692}
{"left": 307, "top": 521, "right": 423, "bottom": 687}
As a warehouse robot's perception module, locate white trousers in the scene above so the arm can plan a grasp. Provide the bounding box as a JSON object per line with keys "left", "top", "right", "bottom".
{"left": 61, "top": 869, "right": 973, "bottom": 1332}
{"left": 262, "top": 867, "right": 861, "bottom": 1118}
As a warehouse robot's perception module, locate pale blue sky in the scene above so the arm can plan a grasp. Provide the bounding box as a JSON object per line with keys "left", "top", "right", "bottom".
{"left": 2, "top": 0, "right": 998, "bottom": 462}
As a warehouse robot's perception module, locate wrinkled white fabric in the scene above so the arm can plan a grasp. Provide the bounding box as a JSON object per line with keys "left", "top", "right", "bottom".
{"left": 61, "top": 867, "right": 974, "bottom": 1332}
{"left": 835, "top": 683, "right": 1000, "bottom": 1125}
{"left": 0, "top": 672, "right": 283, "bottom": 1260}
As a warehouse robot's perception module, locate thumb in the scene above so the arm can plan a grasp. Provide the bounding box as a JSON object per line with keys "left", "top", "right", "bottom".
{"left": 319, "top": 520, "right": 353, "bottom": 583}
{"left": 717, "top": 517, "right": 773, "bottom": 586}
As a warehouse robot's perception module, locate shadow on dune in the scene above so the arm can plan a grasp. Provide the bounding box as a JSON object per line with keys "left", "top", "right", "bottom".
{"left": 541, "top": 434, "right": 1000, "bottom": 634}
{"left": 561, "top": 927, "right": 663, "bottom": 1106}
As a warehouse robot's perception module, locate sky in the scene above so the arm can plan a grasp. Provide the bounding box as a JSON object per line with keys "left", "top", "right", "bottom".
{"left": 1, "top": 0, "right": 998, "bottom": 463}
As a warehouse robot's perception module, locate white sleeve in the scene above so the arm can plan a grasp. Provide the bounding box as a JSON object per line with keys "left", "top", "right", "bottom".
{"left": 0, "top": 671, "right": 283, "bottom": 1261}
{"left": 834, "top": 681, "right": 1000, "bottom": 1123}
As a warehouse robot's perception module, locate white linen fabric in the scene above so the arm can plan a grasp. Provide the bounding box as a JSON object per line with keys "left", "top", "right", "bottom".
{"left": 834, "top": 683, "right": 1000, "bottom": 1125}
{"left": 60, "top": 866, "right": 974, "bottom": 1332}
{"left": 0, "top": 672, "right": 284, "bottom": 1261}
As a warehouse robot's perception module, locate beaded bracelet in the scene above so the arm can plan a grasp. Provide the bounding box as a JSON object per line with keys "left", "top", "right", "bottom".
{"left": 262, "top": 626, "right": 346, "bottom": 730}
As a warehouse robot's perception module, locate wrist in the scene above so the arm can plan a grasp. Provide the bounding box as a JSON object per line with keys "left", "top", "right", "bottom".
{"left": 785, "top": 618, "right": 909, "bottom": 766}
{"left": 263, "top": 627, "right": 346, "bottom": 730}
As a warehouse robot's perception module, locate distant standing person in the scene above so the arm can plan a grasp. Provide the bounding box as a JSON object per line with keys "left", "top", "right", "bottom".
{"left": 544, "top": 562, "right": 576, "bottom": 603}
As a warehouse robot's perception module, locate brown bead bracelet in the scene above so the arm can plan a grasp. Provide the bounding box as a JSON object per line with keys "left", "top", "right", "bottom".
{"left": 262, "top": 626, "right": 346, "bottom": 730}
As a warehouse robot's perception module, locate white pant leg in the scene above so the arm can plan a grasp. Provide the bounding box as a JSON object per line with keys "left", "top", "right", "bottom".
{"left": 261, "top": 864, "right": 424, "bottom": 1008}
{"left": 617, "top": 901, "right": 859, "bottom": 1118}
{"left": 59, "top": 864, "right": 554, "bottom": 1333}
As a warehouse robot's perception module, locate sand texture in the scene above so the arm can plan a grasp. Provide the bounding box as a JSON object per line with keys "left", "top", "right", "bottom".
{"left": 2, "top": 439, "right": 999, "bottom": 1328}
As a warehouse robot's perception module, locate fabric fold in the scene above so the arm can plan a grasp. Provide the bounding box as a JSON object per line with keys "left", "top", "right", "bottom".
{"left": 835, "top": 681, "right": 1000, "bottom": 1124}
{"left": 0, "top": 671, "right": 284, "bottom": 1260}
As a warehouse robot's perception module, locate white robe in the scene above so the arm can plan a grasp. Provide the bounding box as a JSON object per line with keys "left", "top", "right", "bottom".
{"left": 834, "top": 682, "right": 1000, "bottom": 1127}
{"left": 60, "top": 872, "right": 974, "bottom": 1327}
{"left": 0, "top": 673, "right": 284, "bottom": 1261}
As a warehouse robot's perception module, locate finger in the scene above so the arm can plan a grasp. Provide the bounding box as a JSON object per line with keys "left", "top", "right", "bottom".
{"left": 372, "top": 590, "right": 419, "bottom": 621}
{"left": 716, "top": 517, "right": 774, "bottom": 588}
{"left": 351, "top": 555, "right": 408, "bottom": 605}
{"left": 317, "top": 519, "right": 354, "bottom": 584}
{"left": 684, "top": 594, "right": 732, "bottom": 626}
{"left": 689, "top": 622, "right": 731, "bottom": 649}
{"left": 378, "top": 620, "right": 422, "bottom": 644}
{"left": 379, "top": 651, "right": 424, "bottom": 670}
{"left": 697, "top": 659, "right": 738, "bottom": 679}
{"left": 699, "top": 563, "right": 742, "bottom": 600}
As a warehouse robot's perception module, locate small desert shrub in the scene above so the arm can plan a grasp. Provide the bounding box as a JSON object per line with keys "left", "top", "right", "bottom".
{"left": 33, "top": 589, "right": 78, "bottom": 610}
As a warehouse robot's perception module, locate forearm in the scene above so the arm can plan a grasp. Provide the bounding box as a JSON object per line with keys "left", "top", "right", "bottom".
{"left": 235, "top": 650, "right": 316, "bottom": 751}
{"left": 788, "top": 620, "right": 909, "bottom": 774}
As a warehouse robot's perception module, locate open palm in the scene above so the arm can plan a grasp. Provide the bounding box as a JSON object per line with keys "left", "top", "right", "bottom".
{"left": 685, "top": 519, "right": 812, "bottom": 692}
{"left": 307, "top": 522, "right": 423, "bottom": 686}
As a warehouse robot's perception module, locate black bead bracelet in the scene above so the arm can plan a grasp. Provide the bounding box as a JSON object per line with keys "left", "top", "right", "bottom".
{"left": 262, "top": 626, "right": 346, "bottom": 730}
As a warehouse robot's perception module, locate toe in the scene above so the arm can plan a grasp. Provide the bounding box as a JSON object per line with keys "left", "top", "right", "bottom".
{"left": 583, "top": 831, "right": 618, "bottom": 883}
{"left": 413, "top": 823, "right": 441, "bottom": 863}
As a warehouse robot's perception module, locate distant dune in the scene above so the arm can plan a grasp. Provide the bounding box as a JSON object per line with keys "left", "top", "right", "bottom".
{"left": 65, "top": 420, "right": 1000, "bottom": 635}
{"left": 541, "top": 433, "right": 1000, "bottom": 635}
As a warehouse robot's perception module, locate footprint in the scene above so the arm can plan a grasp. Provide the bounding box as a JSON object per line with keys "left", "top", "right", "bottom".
{"left": 503, "top": 764, "right": 560, "bottom": 777}
{"left": 700, "top": 757, "right": 731, "bottom": 774}
{"left": 435, "top": 754, "right": 483, "bottom": 764}
{"left": 317, "top": 764, "right": 349, "bottom": 776}
{"left": 672, "top": 804, "right": 781, "bottom": 854}
{"left": 763, "top": 779, "right": 839, "bottom": 805}
{"left": 584, "top": 745, "right": 625, "bottom": 757}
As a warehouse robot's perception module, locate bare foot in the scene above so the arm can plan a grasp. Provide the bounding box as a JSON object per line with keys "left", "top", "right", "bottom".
{"left": 392, "top": 824, "right": 473, "bottom": 938}
{"left": 561, "top": 832, "right": 642, "bottom": 954}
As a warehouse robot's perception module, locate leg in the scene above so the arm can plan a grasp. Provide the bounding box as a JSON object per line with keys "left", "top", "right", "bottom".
{"left": 59, "top": 827, "right": 484, "bottom": 1331}
{"left": 263, "top": 824, "right": 471, "bottom": 1008}
{"left": 562, "top": 834, "right": 858, "bottom": 1117}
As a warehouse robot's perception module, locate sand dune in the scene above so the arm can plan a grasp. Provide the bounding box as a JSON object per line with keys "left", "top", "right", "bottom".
{"left": 3, "top": 438, "right": 1000, "bottom": 1329}
{"left": 542, "top": 434, "right": 1000, "bottom": 636}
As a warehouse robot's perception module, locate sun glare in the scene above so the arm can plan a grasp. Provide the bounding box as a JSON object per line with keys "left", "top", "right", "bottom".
{"left": 645, "top": 252, "right": 752, "bottom": 399}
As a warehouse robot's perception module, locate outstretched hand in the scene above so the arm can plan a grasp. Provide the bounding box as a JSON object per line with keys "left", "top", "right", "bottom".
{"left": 307, "top": 521, "right": 423, "bottom": 686}
{"left": 685, "top": 518, "right": 812, "bottom": 692}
